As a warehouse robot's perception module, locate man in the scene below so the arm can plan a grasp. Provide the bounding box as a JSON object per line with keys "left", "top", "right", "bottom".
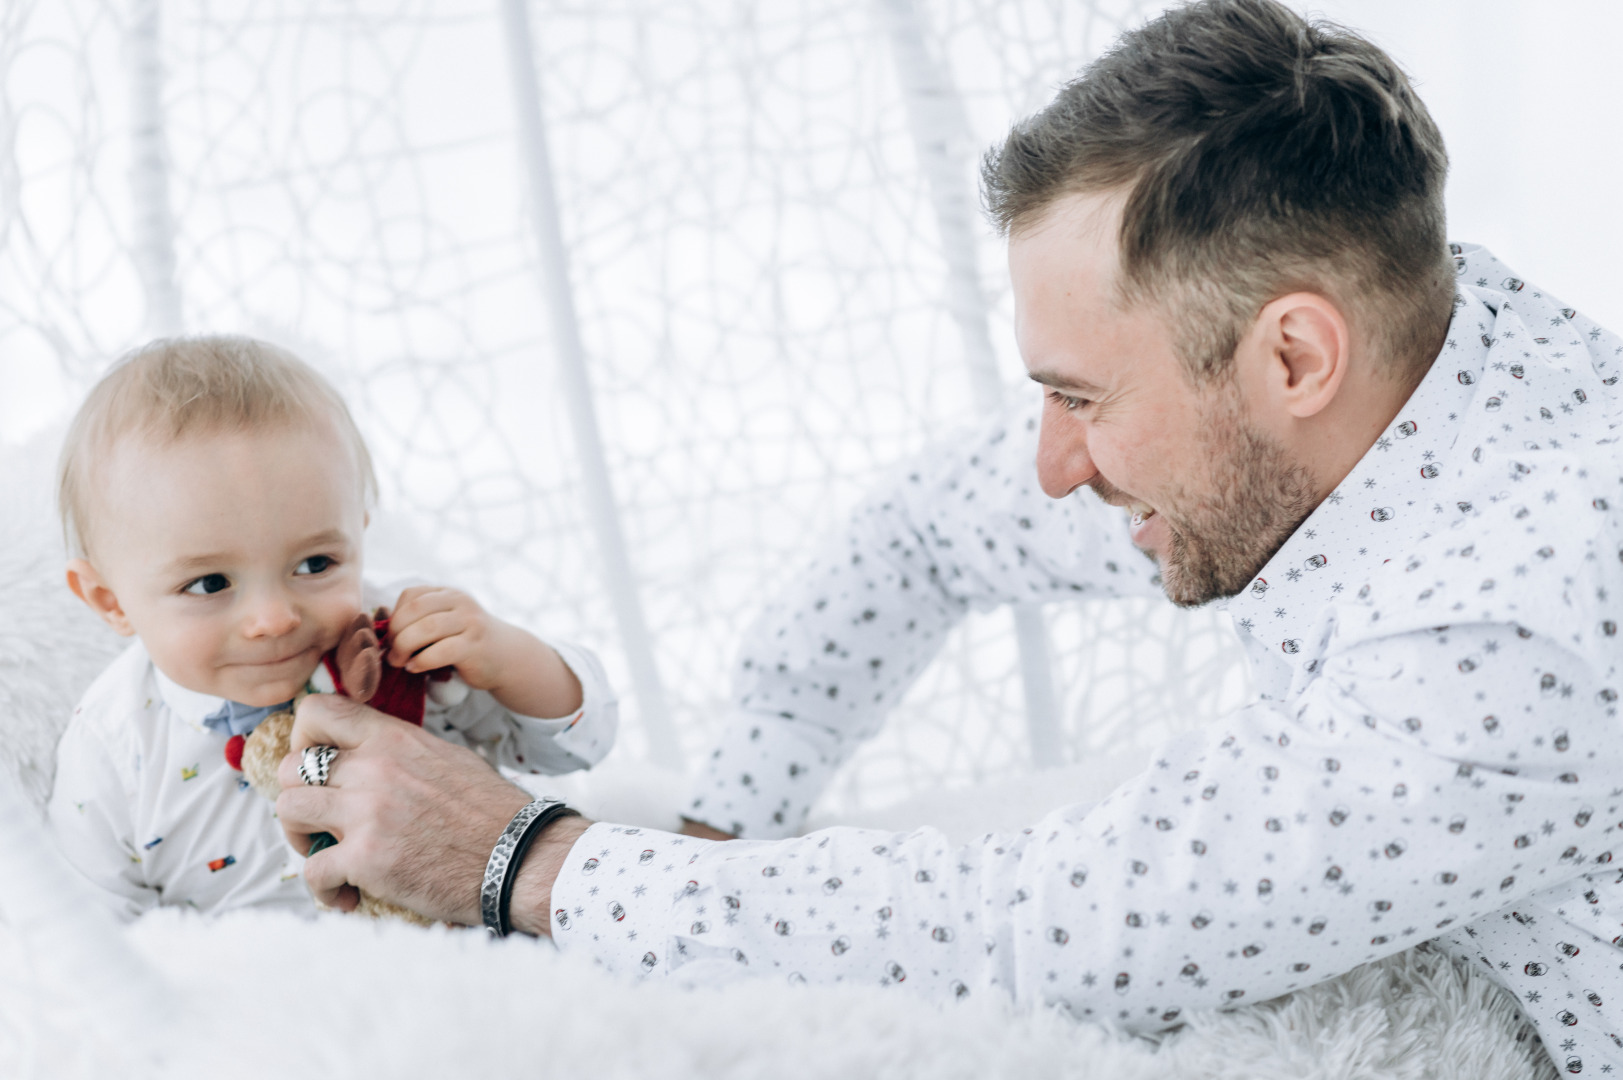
{"left": 276, "top": 0, "right": 1623, "bottom": 1069}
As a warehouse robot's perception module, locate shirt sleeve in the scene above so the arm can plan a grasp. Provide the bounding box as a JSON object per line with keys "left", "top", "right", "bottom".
{"left": 684, "top": 400, "right": 1162, "bottom": 839}
{"left": 555, "top": 615, "right": 1619, "bottom": 1026}
{"left": 46, "top": 716, "right": 159, "bottom": 922}
{"left": 427, "top": 639, "right": 618, "bottom": 775}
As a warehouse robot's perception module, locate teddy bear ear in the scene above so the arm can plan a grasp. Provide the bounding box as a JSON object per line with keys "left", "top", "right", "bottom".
{"left": 335, "top": 612, "right": 382, "bottom": 703}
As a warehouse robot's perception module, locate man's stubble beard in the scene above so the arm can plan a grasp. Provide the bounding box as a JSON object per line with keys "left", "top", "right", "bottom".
{"left": 1136, "top": 389, "right": 1319, "bottom": 608}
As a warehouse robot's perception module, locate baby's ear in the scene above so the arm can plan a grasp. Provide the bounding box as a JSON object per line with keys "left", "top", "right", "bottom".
{"left": 65, "top": 559, "right": 135, "bottom": 636}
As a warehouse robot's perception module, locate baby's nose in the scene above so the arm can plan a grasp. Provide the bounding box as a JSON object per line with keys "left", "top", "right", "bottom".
{"left": 242, "top": 593, "right": 300, "bottom": 637}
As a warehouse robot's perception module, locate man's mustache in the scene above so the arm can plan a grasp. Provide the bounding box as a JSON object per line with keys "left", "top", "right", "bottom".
{"left": 1083, "top": 474, "right": 1129, "bottom": 507}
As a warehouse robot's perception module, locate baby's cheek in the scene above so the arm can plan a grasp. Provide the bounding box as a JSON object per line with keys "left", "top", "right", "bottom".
{"left": 315, "top": 583, "right": 368, "bottom": 650}
{"left": 144, "top": 620, "right": 222, "bottom": 693}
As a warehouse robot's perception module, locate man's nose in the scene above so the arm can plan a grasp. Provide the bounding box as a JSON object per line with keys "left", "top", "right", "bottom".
{"left": 1035, "top": 402, "right": 1098, "bottom": 498}
{"left": 241, "top": 589, "right": 301, "bottom": 638}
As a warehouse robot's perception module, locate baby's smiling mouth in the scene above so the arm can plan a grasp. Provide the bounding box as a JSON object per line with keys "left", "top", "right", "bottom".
{"left": 242, "top": 647, "right": 315, "bottom": 668}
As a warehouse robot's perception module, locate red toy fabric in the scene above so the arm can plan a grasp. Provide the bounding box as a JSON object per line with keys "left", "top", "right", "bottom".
{"left": 317, "top": 614, "right": 438, "bottom": 727}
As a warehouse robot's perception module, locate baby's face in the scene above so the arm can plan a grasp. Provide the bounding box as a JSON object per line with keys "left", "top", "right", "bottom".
{"left": 79, "top": 420, "right": 367, "bottom": 706}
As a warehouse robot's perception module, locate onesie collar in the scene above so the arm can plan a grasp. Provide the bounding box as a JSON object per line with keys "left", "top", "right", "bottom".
{"left": 153, "top": 666, "right": 231, "bottom": 732}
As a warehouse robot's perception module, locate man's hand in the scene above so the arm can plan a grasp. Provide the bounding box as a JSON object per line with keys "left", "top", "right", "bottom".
{"left": 385, "top": 585, "right": 583, "bottom": 719}
{"left": 275, "top": 693, "right": 592, "bottom": 927}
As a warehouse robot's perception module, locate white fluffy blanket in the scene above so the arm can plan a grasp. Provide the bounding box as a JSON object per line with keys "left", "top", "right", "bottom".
{"left": 0, "top": 433, "right": 1558, "bottom": 1079}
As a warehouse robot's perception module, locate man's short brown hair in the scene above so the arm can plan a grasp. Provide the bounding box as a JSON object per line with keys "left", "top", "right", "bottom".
{"left": 982, "top": 0, "right": 1455, "bottom": 381}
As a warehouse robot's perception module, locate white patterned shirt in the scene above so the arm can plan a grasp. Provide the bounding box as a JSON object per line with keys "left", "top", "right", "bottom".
{"left": 557, "top": 246, "right": 1623, "bottom": 1074}
{"left": 49, "top": 581, "right": 618, "bottom": 920}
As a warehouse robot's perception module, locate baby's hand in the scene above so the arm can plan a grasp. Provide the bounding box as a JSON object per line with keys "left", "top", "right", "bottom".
{"left": 385, "top": 586, "right": 518, "bottom": 691}
{"left": 385, "top": 586, "right": 582, "bottom": 719}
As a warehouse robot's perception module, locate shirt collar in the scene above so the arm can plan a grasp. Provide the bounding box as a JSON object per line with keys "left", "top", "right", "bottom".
{"left": 1222, "top": 288, "right": 1496, "bottom": 656}
{"left": 153, "top": 665, "right": 231, "bottom": 732}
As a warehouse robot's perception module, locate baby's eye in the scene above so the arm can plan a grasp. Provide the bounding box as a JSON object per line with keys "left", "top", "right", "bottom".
{"left": 183, "top": 573, "right": 231, "bottom": 596}
{"left": 296, "top": 555, "right": 335, "bottom": 576}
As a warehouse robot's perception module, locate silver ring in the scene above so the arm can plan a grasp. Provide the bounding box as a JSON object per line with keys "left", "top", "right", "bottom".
{"left": 299, "top": 745, "right": 338, "bottom": 787}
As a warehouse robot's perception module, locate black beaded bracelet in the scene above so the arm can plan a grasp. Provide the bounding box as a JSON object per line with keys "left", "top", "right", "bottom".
{"left": 481, "top": 798, "right": 581, "bottom": 938}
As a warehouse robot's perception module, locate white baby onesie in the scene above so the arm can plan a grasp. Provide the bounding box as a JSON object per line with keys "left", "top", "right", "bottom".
{"left": 48, "top": 582, "right": 618, "bottom": 920}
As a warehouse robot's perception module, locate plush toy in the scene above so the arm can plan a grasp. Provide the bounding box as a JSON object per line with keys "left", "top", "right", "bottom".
{"left": 235, "top": 610, "right": 463, "bottom": 925}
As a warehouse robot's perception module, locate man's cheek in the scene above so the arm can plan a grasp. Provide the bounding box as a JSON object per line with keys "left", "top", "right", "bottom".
{"left": 1089, "top": 441, "right": 1138, "bottom": 501}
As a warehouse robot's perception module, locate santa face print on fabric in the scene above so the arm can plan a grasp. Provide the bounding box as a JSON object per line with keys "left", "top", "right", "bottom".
{"left": 1011, "top": 193, "right": 1321, "bottom": 608}
{"left": 68, "top": 417, "right": 368, "bottom": 708}
{"left": 577, "top": 245, "right": 1623, "bottom": 1074}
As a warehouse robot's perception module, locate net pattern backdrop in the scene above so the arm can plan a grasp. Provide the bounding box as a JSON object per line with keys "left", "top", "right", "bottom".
{"left": 0, "top": 0, "right": 1251, "bottom": 817}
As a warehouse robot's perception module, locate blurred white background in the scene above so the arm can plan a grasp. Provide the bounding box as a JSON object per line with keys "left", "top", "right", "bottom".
{"left": 1311, "top": 0, "right": 1623, "bottom": 330}
{"left": 1, "top": 0, "right": 1616, "bottom": 815}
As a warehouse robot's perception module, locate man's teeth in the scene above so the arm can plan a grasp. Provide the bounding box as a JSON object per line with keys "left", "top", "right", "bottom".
{"left": 1130, "top": 507, "right": 1156, "bottom": 527}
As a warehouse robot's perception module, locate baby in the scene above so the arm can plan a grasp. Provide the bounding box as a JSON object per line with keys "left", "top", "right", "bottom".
{"left": 47, "top": 336, "right": 617, "bottom": 920}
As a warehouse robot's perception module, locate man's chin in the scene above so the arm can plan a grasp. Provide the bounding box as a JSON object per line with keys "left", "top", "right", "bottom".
{"left": 1150, "top": 536, "right": 1257, "bottom": 609}
{"left": 1134, "top": 548, "right": 1199, "bottom": 608}
{"left": 1157, "top": 566, "right": 1209, "bottom": 609}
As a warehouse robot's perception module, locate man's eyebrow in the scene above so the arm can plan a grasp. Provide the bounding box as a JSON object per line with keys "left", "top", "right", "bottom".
{"left": 1027, "top": 369, "right": 1105, "bottom": 395}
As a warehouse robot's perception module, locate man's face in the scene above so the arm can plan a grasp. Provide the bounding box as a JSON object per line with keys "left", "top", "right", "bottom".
{"left": 1010, "top": 192, "right": 1316, "bottom": 607}
{"left": 77, "top": 421, "right": 367, "bottom": 705}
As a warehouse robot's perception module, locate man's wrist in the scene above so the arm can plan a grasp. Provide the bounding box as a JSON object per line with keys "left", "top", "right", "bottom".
{"left": 507, "top": 814, "right": 594, "bottom": 937}
{"left": 679, "top": 817, "right": 736, "bottom": 842}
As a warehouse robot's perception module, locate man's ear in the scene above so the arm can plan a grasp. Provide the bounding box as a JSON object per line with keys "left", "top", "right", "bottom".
{"left": 1252, "top": 292, "right": 1351, "bottom": 420}
{"left": 66, "top": 559, "right": 136, "bottom": 636}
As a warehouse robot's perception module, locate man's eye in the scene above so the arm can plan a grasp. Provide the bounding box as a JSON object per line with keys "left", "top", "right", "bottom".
{"left": 183, "top": 573, "right": 231, "bottom": 596}
{"left": 296, "top": 555, "right": 335, "bottom": 576}
{"left": 1047, "top": 389, "right": 1089, "bottom": 412}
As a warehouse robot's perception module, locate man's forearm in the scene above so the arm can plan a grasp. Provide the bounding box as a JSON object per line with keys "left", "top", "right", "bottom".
{"left": 546, "top": 623, "right": 1614, "bottom": 1028}
{"left": 686, "top": 403, "right": 1158, "bottom": 840}
{"left": 509, "top": 815, "right": 594, "bottom": 937}
{"left": 679, "top": 818, "right": 735, "bottom": 841}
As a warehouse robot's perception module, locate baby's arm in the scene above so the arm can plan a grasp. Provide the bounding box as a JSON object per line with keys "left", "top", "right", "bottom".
{"left": 46, "top": 718, "right": 160, "bottom": 921}
{"left": 385, "top": 586, "right": 618, "bottom": 773}
{"left": 387, "top": 585, "right": 581, "bottom": 718}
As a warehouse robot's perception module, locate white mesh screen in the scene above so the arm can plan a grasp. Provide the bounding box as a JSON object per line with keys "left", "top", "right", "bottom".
{"left": 0, "top": 0, "right": 1250, "bottom": 817}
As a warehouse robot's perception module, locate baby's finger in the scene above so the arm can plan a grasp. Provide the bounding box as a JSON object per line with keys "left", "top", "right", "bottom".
{"left": 396, "top": 636, "right": 466, "bottom": 675}
{"left": 389, "top": 586, "right": 462, "bottom": 629}
{"left": 390, "top": 584, "right": 440, "bottom": 612}
{"left": 387, "top": 611, "right": 471, "bottom": 667}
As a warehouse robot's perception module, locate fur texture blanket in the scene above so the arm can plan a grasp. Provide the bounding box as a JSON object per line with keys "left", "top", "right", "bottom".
{"left": 0, "top": 433, "right": 1557, "bottom": 1079}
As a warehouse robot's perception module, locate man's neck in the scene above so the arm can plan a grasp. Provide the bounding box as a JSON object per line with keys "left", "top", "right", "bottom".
{"left": 1302, "top": 345, "right": 1441, "bottom": 508}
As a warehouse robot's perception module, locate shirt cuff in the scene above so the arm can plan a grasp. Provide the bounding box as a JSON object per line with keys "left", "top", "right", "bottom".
{"left": 682, "top": 712, "right": 840, "bottom": 839}
{"left": 549, "top": 821, "right": 720, "bottom": 978}
{"left": 536, "top": 640, "right": 617, "bottom": 765}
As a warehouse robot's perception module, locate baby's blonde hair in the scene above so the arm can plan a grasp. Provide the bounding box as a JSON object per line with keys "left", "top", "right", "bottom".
{"left": 58, "top": 335, "right": 378, "bottom": 557}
